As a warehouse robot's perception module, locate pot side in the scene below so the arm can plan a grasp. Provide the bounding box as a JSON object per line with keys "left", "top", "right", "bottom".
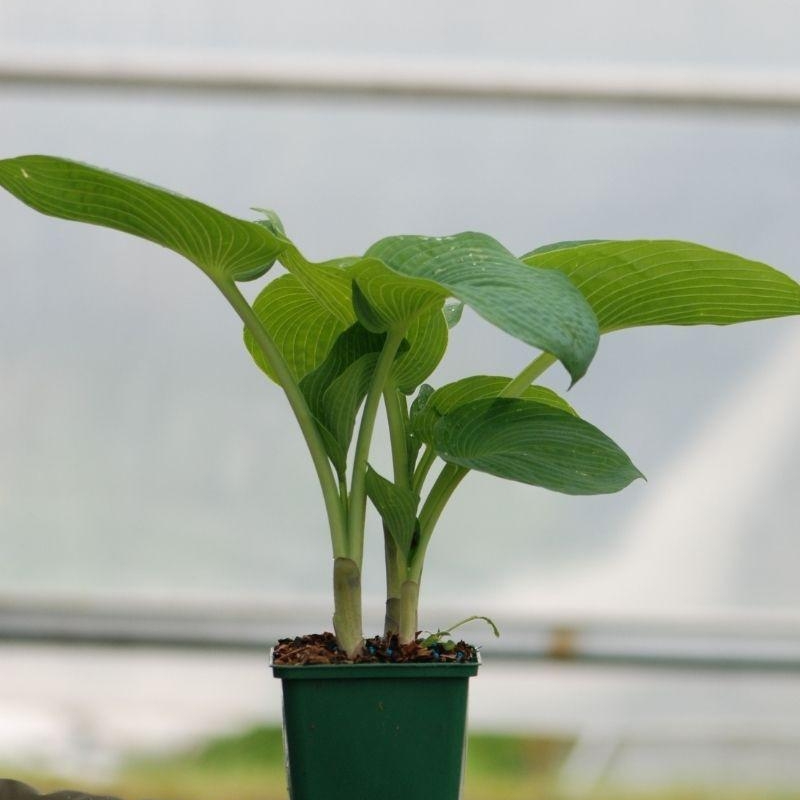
{"left": 272, "top": 656, "right": 480, "bottom": 800}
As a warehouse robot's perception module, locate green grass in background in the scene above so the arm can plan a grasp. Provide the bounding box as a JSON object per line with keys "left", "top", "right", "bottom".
{"left": 3, "top": 726, "right": 799, "bottom": 800}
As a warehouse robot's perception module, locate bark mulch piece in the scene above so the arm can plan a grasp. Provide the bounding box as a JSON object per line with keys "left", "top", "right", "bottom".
{"left": 272, "top": 631, "right": 477, "bottom": 665}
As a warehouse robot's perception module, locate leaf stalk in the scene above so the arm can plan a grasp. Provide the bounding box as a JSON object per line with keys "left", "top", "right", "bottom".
{"left": 408, "top": 351, "right": 559, "bottom": 594}
{"left": 347, "top": 327, "right": 406, "bottom": 564}
{"left": 214, "top": 277, "right": 348, "bottom": 555}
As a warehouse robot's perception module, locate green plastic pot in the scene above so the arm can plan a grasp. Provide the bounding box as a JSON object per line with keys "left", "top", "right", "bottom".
{"left": 272, "top": 655, "right": 480, "bottom": 800}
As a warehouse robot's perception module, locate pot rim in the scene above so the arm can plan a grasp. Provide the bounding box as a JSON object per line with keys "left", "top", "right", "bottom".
{"left": 271, "top": 649, "right": 481, "bottom": 680}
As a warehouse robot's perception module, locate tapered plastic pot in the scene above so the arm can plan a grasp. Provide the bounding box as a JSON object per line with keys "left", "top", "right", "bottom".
{"left": 272, "top": 655, "right": 480, "bottom": 800}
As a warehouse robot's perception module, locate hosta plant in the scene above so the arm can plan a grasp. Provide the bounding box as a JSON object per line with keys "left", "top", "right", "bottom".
{"left": 2, "top": 156, "right": 799, "bottom": 659}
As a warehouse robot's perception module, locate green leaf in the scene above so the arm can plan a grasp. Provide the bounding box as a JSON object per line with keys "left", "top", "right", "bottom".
{"left": 351, "top": 280, "right": 388, "bottom": 333}
{"left": 351, "top": 274, "right": 447, "bottom": 391}
{"left": 365, "top": 467, "right": 419, "bottom": 555}
{"left": 314, "top": 422, "right": 349, "bottom": 479}
{"left": 315, "top": 357, "right": 377, "bottom": 476}
{"left": 299, "top": 324, "right": 388, "bottom": 475}
{"left": 0, "top": 155, "right": 283, "bottom": 282}
{"left": 409, "top": 384, "right": 435, "bottom": 465}
{"left": 433, "top": 397, "right": 643, "bottom": 495}
{"left": 252, "top": 207, "right": 286, "bottom": 237}
{"left": 522, "top": 240, "right": 800, "bottom": 333}
{"left": 246, "top": 273, "right": 444, "bottom": 393}
{"left": 245, "top": 274, "right": 347, "bottom": 384}
{"left": 350, "top": 257, "right": 447, "bottom": 330}
{"left": 410, "top": 384, "right": 435, "bottom": 425}
{"left": 367, "top": 232, "right": 600, "bottom": 383}
{"left": 279, "top": 245, "right": 356, "bottom": 324}
{"left": 281, "top": 247, "right": 450, "bottom": 337}
{"left": 529, "top": 239, "right": 607, "bottom": 256}
{"left": 392, "top": 308, "right": 448, "bottom": 393}
{"left": 413, "top": 375, "right": 576, "bottom": 445}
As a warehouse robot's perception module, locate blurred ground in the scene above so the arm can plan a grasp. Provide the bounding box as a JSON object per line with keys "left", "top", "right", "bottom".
{"left": 2, "top": 644, "right": 800, "bottom": 796}
{"left": 3, "top": 725, "right": 799, "bottom": 800}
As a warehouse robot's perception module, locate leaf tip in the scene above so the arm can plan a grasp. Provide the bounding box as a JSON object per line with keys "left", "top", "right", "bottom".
{"left": 565, "top": 366, "right": 587, "bottom": 391}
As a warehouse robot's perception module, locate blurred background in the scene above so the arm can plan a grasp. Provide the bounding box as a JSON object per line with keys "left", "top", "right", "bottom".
{"left": 1, "top": 2, "right": 799, "bottom": 798}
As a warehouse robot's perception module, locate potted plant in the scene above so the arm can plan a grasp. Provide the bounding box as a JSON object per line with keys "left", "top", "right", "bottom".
{"left": 2, "top": 155, "right": 799, "bottom": 799}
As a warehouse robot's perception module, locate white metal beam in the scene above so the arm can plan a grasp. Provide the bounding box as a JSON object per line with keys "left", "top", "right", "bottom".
{"left": 1, "top": 47, "right": 800, "bottom": 110}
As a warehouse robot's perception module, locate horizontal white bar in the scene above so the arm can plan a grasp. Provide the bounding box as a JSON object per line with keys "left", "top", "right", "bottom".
{"left": 2, "top": 595, "right": 799, "bottom": 670}
{"left": 2, "top": 46, "right": 800, "bottom": 110}
{"left": 3, "top": 590, "right": 800, "bottom": 634}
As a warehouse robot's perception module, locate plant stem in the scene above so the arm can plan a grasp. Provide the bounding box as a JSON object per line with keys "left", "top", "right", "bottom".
{"left": 383, "top": 526, "right": 402, "bottom": 637}
{"left": 384, "top": 385, "right": 411, "bottom": 488}
{"left": 347, "top": 327, "right": 406, "bottom": 565}
{"left": 333, "top": 557, "right": 364, "bottom": 658}
{"left": 409, "top": 352, "right": 559, "bottom": 586}
{"left": 410, "top": 463, "right": 468, "bottom": 581}
{"left": 338, "top": 475, "right": 349, "bottom": 518}
{"left": 382, "top": 384, "right": 411, "bottom": 636}
{"left": 213, "top": 277, "right": 348, "bottom": 556}
{"left": 398, "top": 579, "right": 420, "bottom": 645}
{"left": 412, "top": 445, "right": 437, "bottom": 494}
{"left": 499, "top": 351, "right": 557, "bottom": 397}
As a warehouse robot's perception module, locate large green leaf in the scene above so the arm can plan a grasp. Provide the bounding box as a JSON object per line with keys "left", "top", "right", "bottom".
{"left": 367, "top": 232, "right": 600, "bottom": 383}
{"left": 254, "top": 240, "right": 447, "bottom": 392}
{"left": 279, "top": 245, "right": 356, "bottom": 323}
{"left": 245, "top": 273, "right": 348, "bottom": 383}
{"left": 246, "top": 272, "right": 446, "bottom": 392}
{"left": 299, "top": 324, "right": 389, "bottom": 475}
{"left": 0, "top": 155, "right": 283, "bottom": 282}
{"left": 365, "top": 466, "right": 419, "bottom": 556}
{"left": 348, "top": 257, "right": 447, "bottom": 330}
{"left": 522, "top": 240, "right": 800, "bottom": 332}
{"left": 413, "top": 376, "right": 576, "bottom": 445}
{"left": 392, "top": 308, "right": 448, "bottom": 393}
{"left": 433, "top": 397, "right": 643, "bottom": 495}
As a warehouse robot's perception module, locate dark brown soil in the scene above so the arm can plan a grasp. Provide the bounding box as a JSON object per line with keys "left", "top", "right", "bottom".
{"left": 272, "top": 631, "right": 478, "bottom": 665}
